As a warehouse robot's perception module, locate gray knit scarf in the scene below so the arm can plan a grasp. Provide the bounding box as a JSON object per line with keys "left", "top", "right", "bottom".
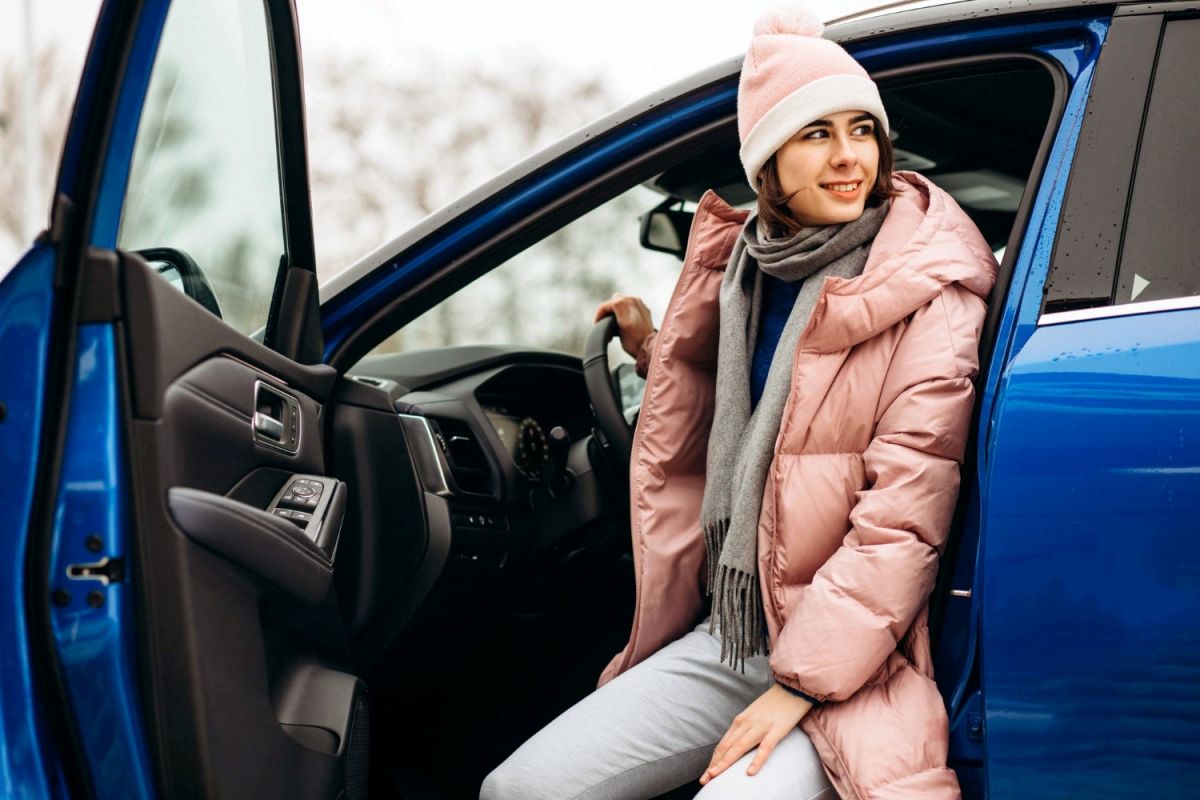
{"left": 700, "top": 198, "right": 890, "bottom": 672}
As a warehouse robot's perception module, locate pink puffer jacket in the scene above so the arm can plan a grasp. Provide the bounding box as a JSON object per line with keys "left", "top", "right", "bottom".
{"left": 597, "top": 170, "right": 997, "bottom": 799}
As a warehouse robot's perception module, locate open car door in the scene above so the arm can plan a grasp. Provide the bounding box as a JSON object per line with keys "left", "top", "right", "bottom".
{"left": 13, "top": 1, "right": 367, "bottom": 797}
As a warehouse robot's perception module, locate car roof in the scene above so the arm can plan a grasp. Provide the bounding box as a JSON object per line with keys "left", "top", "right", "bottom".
{"left": 320, "top": 0, "right": 1119, "bottom": 301}
{"left": 826, "top": 0, "right": 1117, "bottom": 38}
{"left": 827, "top": 0, "right": 983, "bottom": 28}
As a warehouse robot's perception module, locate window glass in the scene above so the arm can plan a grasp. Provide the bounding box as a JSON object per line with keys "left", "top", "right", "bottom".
{"left": 1115, "top": 19, "right": 1200, "bottom": 306}
{"left": 1039, "top": 15, "right": 1159, "bottom": 314}
{"left": 370, "top": 184, "right": 688, "bottom": 361}
{"left": 117, "top": 0, "right": 285, "bottom": 337}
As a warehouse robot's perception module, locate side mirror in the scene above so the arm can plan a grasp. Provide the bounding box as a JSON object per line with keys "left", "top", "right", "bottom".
{"left": 638, "top": 196, "right": 693, "bottom": 261}
{"left": 137, "top": 246, "right": 223, "bottom": 320}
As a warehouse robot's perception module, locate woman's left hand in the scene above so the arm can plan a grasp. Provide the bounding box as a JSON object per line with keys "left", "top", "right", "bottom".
{"left": 698, "top": 683, "right": 813, "bottom": 785}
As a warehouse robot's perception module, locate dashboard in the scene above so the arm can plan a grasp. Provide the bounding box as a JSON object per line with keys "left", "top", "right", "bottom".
{"left": 355, "top": 353, "right": 592, "bottom": 494}
{"left": 348, "top": 345, "right": 603, "bottom": 523}
{"left": 340, "top": 345, "right": 620, "bottom": 662}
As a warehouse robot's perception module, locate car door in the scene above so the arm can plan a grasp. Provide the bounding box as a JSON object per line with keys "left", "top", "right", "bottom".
{"left": 979, "top": 8, "right": 1200, "bottom": 798}
{"left": 6, "top": 1, "right": 366, "bottom": 797}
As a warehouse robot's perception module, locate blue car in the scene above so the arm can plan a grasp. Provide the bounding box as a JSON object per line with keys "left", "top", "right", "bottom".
{"left": 2, "top": 0, "right": 1197, "bottom": 797}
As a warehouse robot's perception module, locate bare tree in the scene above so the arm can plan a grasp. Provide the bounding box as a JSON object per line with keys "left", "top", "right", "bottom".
{"left": 0, "top": 44, "right": 76, "bottom": 252}
{"left": 307, "top": 50, "right": 680, "bottom": 357}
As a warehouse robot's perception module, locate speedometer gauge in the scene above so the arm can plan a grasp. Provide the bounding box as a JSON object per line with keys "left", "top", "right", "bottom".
{"left": 516, "top": 417, "right": 547, "bottom": 476}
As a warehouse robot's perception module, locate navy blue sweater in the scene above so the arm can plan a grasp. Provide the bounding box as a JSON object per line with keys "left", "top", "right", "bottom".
{"left": 750, "top": 273, "right": 803, "bottom": 410}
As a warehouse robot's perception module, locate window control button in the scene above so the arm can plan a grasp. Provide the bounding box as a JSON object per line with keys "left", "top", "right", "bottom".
{"left": 273, "top": 508, "right": 294, "bottom": 519}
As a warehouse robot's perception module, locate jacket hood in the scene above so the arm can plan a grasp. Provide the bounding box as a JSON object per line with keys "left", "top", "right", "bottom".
{"left": 694, "top": 169, "right": 999, "bottom": 354}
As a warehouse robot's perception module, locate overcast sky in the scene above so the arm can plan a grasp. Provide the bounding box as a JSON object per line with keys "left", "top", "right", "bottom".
{"left": 4, "top": 0, "right": 887, "bottom": 117}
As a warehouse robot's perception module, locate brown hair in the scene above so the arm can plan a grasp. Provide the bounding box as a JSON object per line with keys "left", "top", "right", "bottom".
{"left": 756, "top": 115, "right": 898, "bottom": 239}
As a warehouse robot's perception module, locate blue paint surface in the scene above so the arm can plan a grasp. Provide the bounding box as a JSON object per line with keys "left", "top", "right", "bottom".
{"left": 88, "top": 0, "right": 171, "bottom": 249}
{"left": 48, "top": 325, "right": 155, "bottom": 799}
{"left": 982, "top": 310, "right": 1200, "bottom": 797}
{"left": 0, "top": 246, "right": 58, "bottom": 800}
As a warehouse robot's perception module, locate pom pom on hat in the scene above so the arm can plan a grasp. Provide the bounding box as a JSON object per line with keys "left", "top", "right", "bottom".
{"left": 737, "top": 3, "right": 889, "bottom": 192}
{"left": 752, "top": 5, "right": 825, "bottom": 38}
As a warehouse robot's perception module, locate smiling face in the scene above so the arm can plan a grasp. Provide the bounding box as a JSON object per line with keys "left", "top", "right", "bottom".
{"left": 771, "top": 109, "right": 881, "bottom": 227}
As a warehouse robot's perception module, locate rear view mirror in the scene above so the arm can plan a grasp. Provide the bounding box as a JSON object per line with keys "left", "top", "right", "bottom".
{"left": 137, "top": 246, "right": 224, "bottom": 320}
{"left": 639, "top": 197, "right": 693, "bottom": 261}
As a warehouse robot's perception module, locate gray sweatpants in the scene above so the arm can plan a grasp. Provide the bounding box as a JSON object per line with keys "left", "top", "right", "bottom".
{"left": 479, "top": 613, "right": 836, "bottom": 800}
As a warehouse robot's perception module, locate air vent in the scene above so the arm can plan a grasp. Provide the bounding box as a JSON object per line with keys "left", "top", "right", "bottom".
{"left": 430, "top": 418, "right": 494, "bottom": 495}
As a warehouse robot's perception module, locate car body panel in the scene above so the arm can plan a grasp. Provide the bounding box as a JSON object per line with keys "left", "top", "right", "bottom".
{"left": 85, "top": 0, "right": 170, "bottom": 249}
{"left": 983, "top": 308, "right": 1200, "bottom": 797}
{"left": 0, "top": 246, "right": 59, "bottom": 799}
{"left": 47, "top": 323, "right": 154, "bottom": 798}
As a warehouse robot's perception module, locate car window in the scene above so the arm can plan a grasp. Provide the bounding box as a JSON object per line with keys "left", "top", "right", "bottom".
{"left": 370, "top": 184, "right": 687, "bottom": 362}
{"left": 1113, "top": 18, "right": 1200, "bottom": 306}
{"left": 116, "top": 0, "right": 286, "bottom": 337}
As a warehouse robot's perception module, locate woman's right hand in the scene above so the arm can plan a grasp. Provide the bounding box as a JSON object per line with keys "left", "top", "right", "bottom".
{"left": 593, "top": 292, "right": 656, "bottom": 359}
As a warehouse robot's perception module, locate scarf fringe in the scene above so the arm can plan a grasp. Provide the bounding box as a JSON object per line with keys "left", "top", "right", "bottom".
{"left": 704, "top": 519, "right": 769, "bottom": 673}
{"left": 703, "top": 519, "right": 728, "bottom": 594}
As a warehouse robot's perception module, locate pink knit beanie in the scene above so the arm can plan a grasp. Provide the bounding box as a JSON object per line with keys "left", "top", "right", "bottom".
{"left": 738, "top": 5, "right": 889, "bottom": 193}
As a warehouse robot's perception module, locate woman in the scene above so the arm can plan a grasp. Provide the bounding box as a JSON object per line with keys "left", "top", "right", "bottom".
{"left": 481, "top": 6, "right": 996, "bottom": 799}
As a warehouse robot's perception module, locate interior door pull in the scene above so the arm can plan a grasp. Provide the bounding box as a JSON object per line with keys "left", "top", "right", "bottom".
{"left": 253, "top": 380, "right": 300, "bottom": 454}
{"left": 254, "top": 411, "right": 284, "bottom": 440}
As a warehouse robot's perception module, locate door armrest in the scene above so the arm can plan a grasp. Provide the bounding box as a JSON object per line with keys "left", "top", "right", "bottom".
{"left": 167, "top": 487, "right": 334, "bottom": 605}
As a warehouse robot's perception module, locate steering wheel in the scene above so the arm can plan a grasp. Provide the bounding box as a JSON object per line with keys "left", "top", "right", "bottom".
{"left": 582, "top": 316, "right": 635, "bottom": 479}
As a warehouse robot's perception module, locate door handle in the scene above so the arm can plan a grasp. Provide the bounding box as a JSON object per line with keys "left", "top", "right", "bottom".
{"left": 254, "top": 410, "right": 284, "bottom": 440}
{"left": 253, "top": 380, "right": 300, "bottom": 454}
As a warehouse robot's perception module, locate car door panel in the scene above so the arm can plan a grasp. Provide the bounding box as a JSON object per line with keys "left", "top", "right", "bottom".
{"left": 118, "top": 254, "right": 337, "bottom": 423}
{"left": 97, "top": 251, "right": 367, "bottom": 798}
{"left": 982, "top": 308, "right": 1200, "bottom": 798}
{"left": 25, "top": 0, "right": 367, "bottom": 787}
